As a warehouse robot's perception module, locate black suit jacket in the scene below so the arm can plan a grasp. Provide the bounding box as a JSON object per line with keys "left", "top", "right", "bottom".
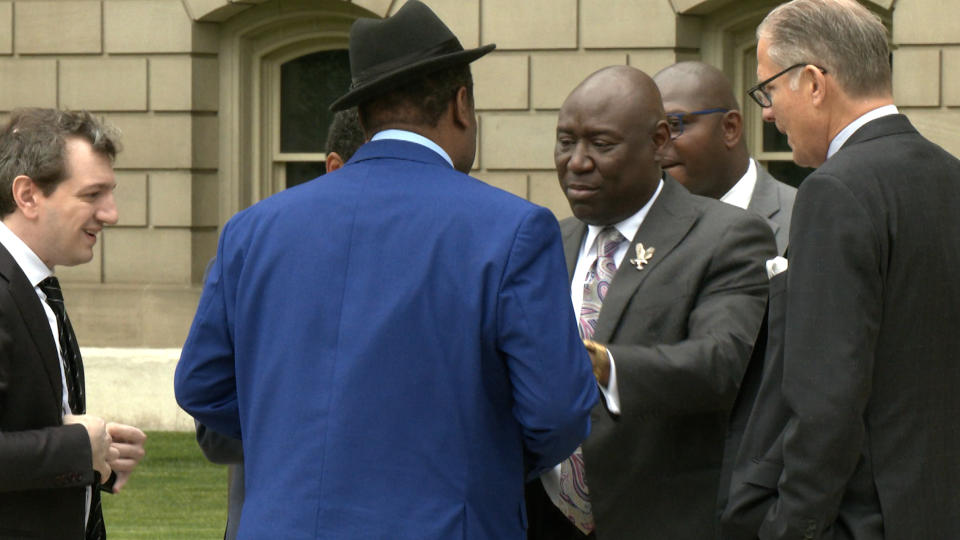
{"left": 721, "top": 114, "right": 960, "bottom": 539}
{"left": 562, "top": 177, "right": 775, "bottom": 539}
{"left": 0, "top": 242, "right": 94, "bottom": 539}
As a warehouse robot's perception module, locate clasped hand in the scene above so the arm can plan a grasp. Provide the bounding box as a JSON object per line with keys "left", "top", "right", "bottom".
{"left": 64, "top": 415, "right": 146, "bottom": 492}
{"left": 583, "top": 339, "right": 611, "bottom": 387}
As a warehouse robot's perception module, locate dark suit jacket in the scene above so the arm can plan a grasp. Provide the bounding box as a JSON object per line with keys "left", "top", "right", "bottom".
{"left": 0, "top": 242, "right": 95, "bottom": 539}
{"left": 562, "top": 177, "right": 776, "bottom": 539}
{"left": 721, "top": 114, "right": 960, "bottom": 539}
{"left": 196, "top": 422, "right": 244, "bottom": 540}
{"left": 747, "top": 164, "right": 795, "bottom": 255}
{"left": 175, "top": 139, "right": 599, "bottom": 539}
{"left": 718, "top": 271, "right": 788, "bottom": 540}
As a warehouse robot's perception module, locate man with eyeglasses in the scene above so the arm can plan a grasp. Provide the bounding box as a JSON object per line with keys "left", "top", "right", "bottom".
{"left": 654, "top": 61, "right": 796, "bottom": 254}
{"left": 721, "top": 1, "right": 960, "bottom": 539}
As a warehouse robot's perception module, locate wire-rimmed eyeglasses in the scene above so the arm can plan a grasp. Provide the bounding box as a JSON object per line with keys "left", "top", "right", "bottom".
{"left": 747, "top": 63, "right": 828, "bottom": 108}
{"left": 665, "top": 108, "right": 730, "bottom": 138}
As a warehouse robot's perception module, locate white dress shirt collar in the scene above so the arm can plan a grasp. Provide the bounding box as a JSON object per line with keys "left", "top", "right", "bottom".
{"left": 0, "top": 220, "right": 52, "bottom": 286}
{"left": 719, "top": 158, "right": 758, "bottom": 211}
{"left": 371, "top": 129, "right": 454, "bottom": 168}
{"left": 827, "top": 104, "right": 899, "bottom": 160}
{"left": 582, "top": 178, "right": 665, "bottom": 258}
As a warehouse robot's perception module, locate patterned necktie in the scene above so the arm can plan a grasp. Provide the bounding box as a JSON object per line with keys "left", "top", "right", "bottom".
{"left": 579, "top": 227, "right": 626, "bottom": 340}
{"left": 550, "top": 227, "right": 626, "bottom": 534}
{"left": 38, "top": 277, "right": 105, "bottom": 540}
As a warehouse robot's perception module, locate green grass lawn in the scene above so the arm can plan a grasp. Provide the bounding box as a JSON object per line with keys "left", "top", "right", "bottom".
{"left": 102, "top": 431, "right": 229, "bottom": 539}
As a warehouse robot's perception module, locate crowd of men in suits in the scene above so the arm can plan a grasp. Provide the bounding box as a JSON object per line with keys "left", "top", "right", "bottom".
{"left": 3, "top": 0, "right": 960, "bottom": 538}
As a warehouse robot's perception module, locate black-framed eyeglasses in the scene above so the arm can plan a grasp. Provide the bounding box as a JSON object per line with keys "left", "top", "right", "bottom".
{"left": 665, "top": 108, "right": 730, "bottom": 138}
{"left": 747, "top": 63, "right": 828, "bottom": 108}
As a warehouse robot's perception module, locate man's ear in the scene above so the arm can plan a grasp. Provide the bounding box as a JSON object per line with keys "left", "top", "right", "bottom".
{"left": 326, "top": 152, "right": 345, "bottom": 172}
{"left": 452, "top": 86, "right": 473, "bottom": 130}
{"left": 806, "top": 65, "right": 828, "bottom": 107}
{"left": 721, "top": 110, "right": 744, "bottom": 149}
{"left": 11, "top": 175, "right": 41, "bottom": 219}
{"left": 652, "top": 119, "right": 672, "bottom": 154}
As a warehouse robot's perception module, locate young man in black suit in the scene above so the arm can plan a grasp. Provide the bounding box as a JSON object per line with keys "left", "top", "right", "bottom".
{"left": 721, "top": 1, "right": 960, "bottom": 538}
{"left": 0, "top": 109, "right": 146, "bottom": 539}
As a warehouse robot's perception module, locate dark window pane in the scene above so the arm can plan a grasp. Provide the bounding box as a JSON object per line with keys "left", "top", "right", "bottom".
{"left": 280, "top": 50, "right": 351, "bottom": 153}
{"left": 762, "top": 122, "right": 791, "bottom": 153}
{"left": 766, "top": 160, "right": 816, "bottom": 189}
{"left": 286, "top": 161, "right": 327, "bottom": 188}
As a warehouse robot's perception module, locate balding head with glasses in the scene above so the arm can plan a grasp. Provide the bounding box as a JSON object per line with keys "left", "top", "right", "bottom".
{"left": 752, "top": 0, "right": 892, "bottom": 167}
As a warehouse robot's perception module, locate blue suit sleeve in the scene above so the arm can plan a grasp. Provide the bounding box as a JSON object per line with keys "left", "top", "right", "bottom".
{"left": 175, "top": 223, "right": 242, "bottom": 439}
{"left": 497, "top": 207, "right": 598, "bottom": 477}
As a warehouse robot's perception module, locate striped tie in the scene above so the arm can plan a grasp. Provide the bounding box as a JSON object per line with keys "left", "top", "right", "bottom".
{"left": 38, "top": 277, "right": 105, "bottom": 540}
{"left": 39, "top": 277, "right": 85, "bottom": 413}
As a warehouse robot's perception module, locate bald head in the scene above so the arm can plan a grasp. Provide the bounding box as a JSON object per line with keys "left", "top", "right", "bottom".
{"left": 654, "top": 62, "right": 740, "bottom": 112}
{"left": 569, "top": 65, "right": 666, "bottom": 130}
{"left": 653, "top": 62, "right": 750, "bottom": 200}
{"left": 555, "top": 65, "right": 671, "bottom": 225}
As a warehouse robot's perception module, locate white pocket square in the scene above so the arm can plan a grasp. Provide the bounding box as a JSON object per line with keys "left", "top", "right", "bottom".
{"left": 765, "top": 256, "right": 788, "bottom": 279}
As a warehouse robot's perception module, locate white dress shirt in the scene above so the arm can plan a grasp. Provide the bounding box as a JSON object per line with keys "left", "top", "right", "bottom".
{"left": 827, "top": 104, "right": 899, "bottom": 160}
{"left": 719, "top": 158, "right": 759, "bottom": 211}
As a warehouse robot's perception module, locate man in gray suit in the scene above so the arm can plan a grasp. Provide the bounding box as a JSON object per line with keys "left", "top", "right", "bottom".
{"left": 721, "top": 1, "right": 960, "bottom": 538}
{"left": 524, "top": 65, "right": 776, "bottom": 539}
{"left": 654, "top": 61, "right": 795, "bottom": 254}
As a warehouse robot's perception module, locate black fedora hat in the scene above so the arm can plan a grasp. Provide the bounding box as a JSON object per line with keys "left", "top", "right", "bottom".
{"left": 329, "top": 1, "right": 495, "bottom": 111}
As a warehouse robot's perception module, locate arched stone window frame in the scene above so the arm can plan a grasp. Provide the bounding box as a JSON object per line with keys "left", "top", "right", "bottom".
{"left": 199, "top": 0, "right": 388, "bottom": 225}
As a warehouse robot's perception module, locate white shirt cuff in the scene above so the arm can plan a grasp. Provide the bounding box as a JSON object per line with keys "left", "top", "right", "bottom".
{"left": 598, "top": 348, "right": 621, "bottom": 415}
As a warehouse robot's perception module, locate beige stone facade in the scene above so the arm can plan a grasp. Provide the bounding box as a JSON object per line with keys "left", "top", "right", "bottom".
{"left": 0, "top": 0, "right": 952, "bottom": 348}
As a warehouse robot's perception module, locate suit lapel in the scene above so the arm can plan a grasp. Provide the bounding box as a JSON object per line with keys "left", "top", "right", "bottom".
{"left": 594, "top": 178, "right": 698, "bottom": 342}
{"left": 561, "top": 220, "right": 587, "bottom": 283}
{"left": 0, "top": 243, "right": 63, "bottom": 405}
{"left": 748, "top": 166, "right": 781, "bottom": 239}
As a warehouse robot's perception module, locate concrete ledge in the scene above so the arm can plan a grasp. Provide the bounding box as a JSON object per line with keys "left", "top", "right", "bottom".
{"left": 83, "top": 347, "right": 194, "bottom": 432}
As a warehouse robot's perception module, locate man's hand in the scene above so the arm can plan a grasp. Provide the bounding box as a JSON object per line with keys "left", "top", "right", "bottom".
{"left": 583, "top": 340, "right": 611, "bottom": 387}
{"left": 106, "top": 423, "right": 147, "bottom": 493}
{"left": 64, "top": 414, "right": 117, "bottom": 483}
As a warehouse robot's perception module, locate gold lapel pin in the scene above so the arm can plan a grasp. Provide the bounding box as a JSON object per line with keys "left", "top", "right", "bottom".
{"left": 629, "top": 243, "right": 655, "bottom": 270}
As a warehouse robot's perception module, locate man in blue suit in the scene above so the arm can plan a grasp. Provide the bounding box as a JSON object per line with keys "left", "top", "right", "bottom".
{"left": 174, "top": 2, "right": 598, "bottom": 539}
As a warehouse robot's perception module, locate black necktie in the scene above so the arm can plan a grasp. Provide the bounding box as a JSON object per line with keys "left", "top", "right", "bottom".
{"left": 38, "top": 276, "right": 85, "bottom": 413}
{"left": 38, "top": 277, "right": 105, "bottom": 540}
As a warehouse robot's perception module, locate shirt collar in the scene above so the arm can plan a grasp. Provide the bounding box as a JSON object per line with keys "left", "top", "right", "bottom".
{"left": 827, "top": 104, "right": 899, "bottom": 159}
{"left": 584, "top": 178, "right": 664, "bottom": 249}
{"left": 371, "top": 129, "right": 454, "bottom": 168}
{"left": 719, "top": 158, "right": 758, "bottom": 210}
{"left": 0, "top": 220, "right": 53, "bottom": 286}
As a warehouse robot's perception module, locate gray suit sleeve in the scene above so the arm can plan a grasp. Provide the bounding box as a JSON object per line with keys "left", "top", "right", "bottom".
{"left": 608, "top": 211, "right": 775, "bottom": 416}
{"left": 195, "top": 420, "right": 243, "bottom": 465}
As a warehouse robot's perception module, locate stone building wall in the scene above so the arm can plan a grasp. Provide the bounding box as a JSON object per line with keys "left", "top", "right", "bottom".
{"left": 0, "top": 0, "right": 951, "bottom": 348}
{"left": 892, "top": 1, "right": 960, "bottom": 158}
